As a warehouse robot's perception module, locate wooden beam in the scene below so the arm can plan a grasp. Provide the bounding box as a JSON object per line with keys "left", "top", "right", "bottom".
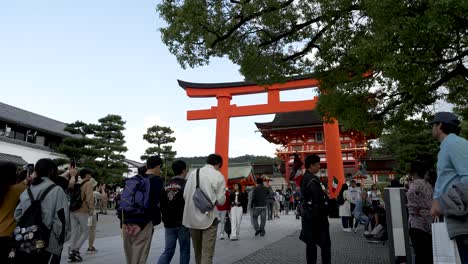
{"left": 187, "top": 98, "right": 318, "bottom": 120}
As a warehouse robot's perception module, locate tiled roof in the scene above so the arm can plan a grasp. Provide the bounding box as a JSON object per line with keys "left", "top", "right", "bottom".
{"left": 123, "top": 159, "right": 145, "bottom": 168}
{"left": 0, "top": 152, "right": 28, "bottom": 166}
{"left": 0, "top": 102, "right": 74, "bottom": 138}
{"left": 255, "top": 110, "right": 323, "bottom": 130}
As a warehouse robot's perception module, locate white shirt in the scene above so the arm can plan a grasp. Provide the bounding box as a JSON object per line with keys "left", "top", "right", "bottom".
{"left": 183, "top": 164, "right": 226, "bottom": 229}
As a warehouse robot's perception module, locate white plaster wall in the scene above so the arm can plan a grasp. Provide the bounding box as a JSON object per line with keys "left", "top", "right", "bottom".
{"left": 0, "top": 141, "right": 66, "bottom": 164}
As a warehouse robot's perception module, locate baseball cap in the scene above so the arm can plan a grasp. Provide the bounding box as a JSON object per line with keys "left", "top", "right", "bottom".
{"left": 429, "top": 112, "right": 460, "bottom": 126}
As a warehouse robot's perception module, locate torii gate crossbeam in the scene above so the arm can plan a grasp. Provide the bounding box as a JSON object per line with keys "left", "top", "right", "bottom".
{"left": 178, "top": 77, "right": 344, "bottom": 198}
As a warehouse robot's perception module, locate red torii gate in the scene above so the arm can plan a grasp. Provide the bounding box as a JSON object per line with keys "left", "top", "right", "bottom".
{"left": 178, "top": 76, "right": 344, "bottom": 198}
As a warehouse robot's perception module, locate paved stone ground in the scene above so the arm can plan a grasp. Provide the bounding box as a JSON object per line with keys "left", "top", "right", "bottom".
{"left": 62, "top": 211, "right": 390, "bottom": 263}
{"left": 235, "top": 221, "right": 390, "bottom": 264}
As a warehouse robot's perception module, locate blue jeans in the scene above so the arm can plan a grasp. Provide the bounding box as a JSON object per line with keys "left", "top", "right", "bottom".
{"left": 157, "top": 226, "right": 191, "bottom": 264}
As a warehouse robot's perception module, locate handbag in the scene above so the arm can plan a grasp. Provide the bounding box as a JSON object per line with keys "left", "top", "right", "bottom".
{"left": 192, "top": 169, "right": 215, "bottom": 214}
{"left": 224, "top": 212, "right": 231, "bottom": 236}
{"left": 432, "top": 218, "right": 462, "bottom": 264}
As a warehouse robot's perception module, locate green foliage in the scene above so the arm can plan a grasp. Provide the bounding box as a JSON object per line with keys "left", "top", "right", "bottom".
{"left": 370, "top": 119, "right": 439, "bottom": 175}
{"left": 158, "top": 0, "right": 468, "bottom": 135}
{"left": 177, "top": 154, "right": 279, "bottom": 168}
{"left": 58, "top": 115, "right": 128, "bottom": 183}
{"left": 141, "top": 125, "right": 177, "bottom": 160}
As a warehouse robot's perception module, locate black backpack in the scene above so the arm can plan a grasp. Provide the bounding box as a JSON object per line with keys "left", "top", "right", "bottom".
{"left": 69, "top": 179, "right": 82, "bottom": 211}
{"left": 10, "top": 184, "right": 57, "bottom": 259}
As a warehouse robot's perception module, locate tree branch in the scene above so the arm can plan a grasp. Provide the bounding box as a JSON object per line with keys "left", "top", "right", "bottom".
{"left": 281, "top": 21, "right": 332, "bottom": 62}
{"left": 434, "top": 50, "right": 468, "bottom": 64}
{"left": 431, "top": 63, "right": 468, "bottom": 91}
{"left": 210, "top": 0, "right": 295, "bottom": 48}
{"left": 258, "top": 16, "right": 323, "bottom": 48}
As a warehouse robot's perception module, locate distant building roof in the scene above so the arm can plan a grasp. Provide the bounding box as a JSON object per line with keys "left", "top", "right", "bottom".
{"left": 0, "top": 102, "right": 74, "bottom": 138}
{"left": 255, "top": 110, "right": 323, "bottom": 130}
{"left": 0, "top": 152, "right": 28, "bottom": 166}
{"left": 189, "top": 162, "right": 255, "bottom": 180}
{"left": 123, "top": 159, "right": 145, "bottom": 168}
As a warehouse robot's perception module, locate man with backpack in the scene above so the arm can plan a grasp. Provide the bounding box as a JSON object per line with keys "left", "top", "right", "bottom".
{"left": 158, "top": 160, "right": 191, "bottom": 264}
{"left": 183, "top": 154, "right": 226, "bottom": 264}
{"left": 68, "top": 168, "right": 95, "bottom": 262}
{"left": 118, "top": 155, "right": 164, "bottom": 264}
{"left": 14, "top": 159, "right": 69, "bottom": 264}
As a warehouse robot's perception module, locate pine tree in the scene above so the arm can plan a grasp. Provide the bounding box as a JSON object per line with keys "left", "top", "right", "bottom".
{"left": 94, "top": 115, "right": 128, "bottom": 183}
{"left": 141, "top": 125, "right": 176, "bottom": 160}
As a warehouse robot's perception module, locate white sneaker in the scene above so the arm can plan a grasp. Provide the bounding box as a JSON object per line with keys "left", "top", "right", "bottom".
{"left": 343, "top": 228, "right": 352, "bottom": 233}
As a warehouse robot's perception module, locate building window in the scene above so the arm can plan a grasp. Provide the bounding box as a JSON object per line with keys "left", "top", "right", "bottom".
{"left": 15, "top": 132, "right": 25, "bottom": 141}
{"left": 316, "top": 131, "right": 323, "bottom": 143}
{"left": 35, "top": 136, "right": 45, "bottom": 146}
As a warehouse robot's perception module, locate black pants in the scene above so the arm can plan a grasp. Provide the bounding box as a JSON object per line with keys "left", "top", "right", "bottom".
{"left": 267, "top": 202, "right": 273, "bottom": 220}
{"left": 409, "top": 228, "right": 432, "bottom": 264}
{"left": 0, "top": 236, "right": 13, "bottom": 264}
{"left": 305, "top": 233, "right": 331, "bottom": 264}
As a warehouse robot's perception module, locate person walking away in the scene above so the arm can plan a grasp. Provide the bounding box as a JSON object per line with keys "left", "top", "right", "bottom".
{"left": 246, "top": 187, "right": 256, "bottom": 229}
{"left": 251, "top": 178, "right": 270, "bottom": 237}
{"left": 14, "top": 159, "right": 69, "bottom": 264}
{"left": 300, "top": 155, "right": 331, "bottom": 264}
{"left": 158, "top": 160, "right": 191, "bottom": 264}
{"left": 273, "top": 190, "right": 281, "bottom": 218}
{"left": 0, "top": 162, "right": 27, "bottom": 263}
{"left": 348, "top": 180, "right": 362, "bottom": 228}
{"left": 338, "top": 183, "right": 352, "bottom": 232}
{"left": 100, "top": 184, "right": 108, "bottom": 215}
{"left": 406, "top": 161, "right": 433, "bottom": 264}
{"left": 284, "top": 189, "right": 291, "bottom": 215}
{"left": 87, "top": 179, "right": 100, "bottom": 254}
{"left": 182, "top": 154, "right": 226, "bottom": 264}
{"left": 215, "top": 189, "right": 231, "bottom": 240}
{"left": 429, "top": 112, "right": 468, "bottom": 262}
{"left": 266, "top": 185, "right": 275, "bottom": 220}
{"left": 230, "top": 183, "right": 247, "bottom": 240}
{"left": 118, "top": 156, "right": 164, "bottom": 264}
{"left": 68, "top": 168, "right": 95, "bottom": 262}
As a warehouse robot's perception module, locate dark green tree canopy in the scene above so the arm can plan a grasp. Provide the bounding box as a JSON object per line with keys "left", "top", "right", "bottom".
{"left": 59, "top": 115, "right": 128, "bottom": 183}
{"left": 141, "top": 125, "right": 177, "bottom": 160}
{"left": 158, "top": 0, "right": 467, "bottom": 134}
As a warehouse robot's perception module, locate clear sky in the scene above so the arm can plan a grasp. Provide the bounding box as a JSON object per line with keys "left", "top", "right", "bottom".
{"left": 0, "top": 0, "right": 318, "bottom": 161}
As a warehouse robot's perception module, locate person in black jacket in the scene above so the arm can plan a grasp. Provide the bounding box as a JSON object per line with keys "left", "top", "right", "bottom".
{"left": 251, "top": 178, "right": 270, "bottom": 237}
{"left": 299, "top": 155, "right": 331, "bottom": 264}
{"left": 158, "top": 160, "right": 190, "bottom": 264}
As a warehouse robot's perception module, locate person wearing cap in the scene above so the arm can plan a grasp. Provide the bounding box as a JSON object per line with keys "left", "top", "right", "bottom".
{"left": 429, "top": 111, "right": 468, "bottom": 262}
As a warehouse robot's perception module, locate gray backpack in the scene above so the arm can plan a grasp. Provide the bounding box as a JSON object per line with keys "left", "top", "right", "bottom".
{"left": 192, "top": 169, "right": 214, "bottom": 214}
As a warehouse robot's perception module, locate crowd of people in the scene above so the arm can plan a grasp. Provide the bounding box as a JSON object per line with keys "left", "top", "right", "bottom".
{"left": 1, "top": 111, "right": 467, "bottom": 264}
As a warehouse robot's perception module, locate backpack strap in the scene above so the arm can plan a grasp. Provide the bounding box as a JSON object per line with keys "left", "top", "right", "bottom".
{"left": 26, "top": 184, "right": 57, "bottom": 202}
{"left": 196, "top": 169, "right": 200, "bottom": 188}
{"left": 39, "top": 184, "right": 57, "bottom": 202}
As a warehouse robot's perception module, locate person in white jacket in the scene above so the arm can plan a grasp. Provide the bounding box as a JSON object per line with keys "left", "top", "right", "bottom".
{"left": 339, "top": 183, "right": 352, "bottom": 232}
{"left": 182, "top": 154, "right": 226, "bottom": 264}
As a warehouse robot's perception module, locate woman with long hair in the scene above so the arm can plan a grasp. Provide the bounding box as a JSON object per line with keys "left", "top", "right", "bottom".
{"left": 14, "top": 159, "right": 70, "bottom": 264}
{"left": 0, "top": 161, "right": 26, "bottom": 262}
{"left": 230, "top": 183, "right": 247, "bottom": 240}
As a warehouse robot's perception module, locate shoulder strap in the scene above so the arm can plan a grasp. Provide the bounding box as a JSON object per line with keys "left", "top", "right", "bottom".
{"left": 27, "top": 187, "right": 35, "bottom": 202}
{"left": 196, "top": 169, "right": 200, "bottom": 188}
{"left": 39, "top": 184, "right": 57, "bottom": 202}
{"left": 26, "top": 184, "right": 57, "bottom": 202}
